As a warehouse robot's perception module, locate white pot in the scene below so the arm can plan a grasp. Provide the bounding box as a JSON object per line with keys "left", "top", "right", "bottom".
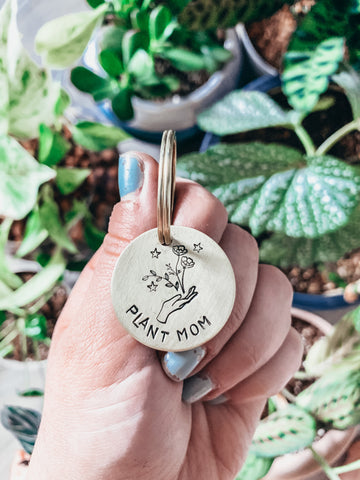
{"left": 263, "top": 308, "right": 358, "bottom": 480}
{"left": 236, "top": 23, "right": 278, "bottom": 78}
{"left": 79, "top": 28, "right": 243, "bottom": 133}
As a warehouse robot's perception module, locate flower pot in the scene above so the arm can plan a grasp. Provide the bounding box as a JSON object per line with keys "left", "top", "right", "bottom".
{"left": 77, "top": 28, "right": 243, "bottom": 143}
{"left": 263, "top": 307, "right": 358, "bottom": 480}
{"left": 236, "top": 23, "right": 278, "bottom": 79}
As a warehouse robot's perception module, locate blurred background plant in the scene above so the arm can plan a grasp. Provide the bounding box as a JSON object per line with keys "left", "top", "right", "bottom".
{"left": 0, "top": 0, "right": 128, "bottom": 364}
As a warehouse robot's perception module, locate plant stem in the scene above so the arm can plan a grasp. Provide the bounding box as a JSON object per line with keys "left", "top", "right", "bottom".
{"left": 0, "top": 329, "right": 18, "bottom": 352}
{"left": 316, "top": 118, "right": 360, "bottom": 156}
{"left": 33, "top": 339, "right": 40, "bottom": 362}
{"left": 293, "top": 125, "right": 316, "bottom": 156}
{"left": 334, "top": 459, "right": 360, "bottom": 474}
{"left": 310, "top": 447, "right": 341, "bottom": 480}
{"left": 281, "top": 388, "right": 297, "bottom": 404}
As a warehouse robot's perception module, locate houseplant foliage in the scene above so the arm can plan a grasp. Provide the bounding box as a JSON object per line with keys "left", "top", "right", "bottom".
{"left": 237, "top": 306, "right": 360, "bottom": 480}
{"left": 282, "top": 0, "right": 360, "bottom": 113}
{"left": 0, "top": 0, "right": 128, "bottom": 362}
{"left": 34, "top": 0, "right": 292, "bottom": 121}
{"left": 178, "top": 65, "right": 360, "bottom": 269}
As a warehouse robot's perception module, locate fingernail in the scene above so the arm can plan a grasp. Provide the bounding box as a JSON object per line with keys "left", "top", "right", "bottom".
{"left": 162, "top": 347, "right": 206, "bottom": 382}
{"left": 118, "top": 154, "right": 144, "bottom": 198}
{"left": 182, "top": 375, "right": 214, "bottom": 404}
{"left": 207, "top": 394, "right": 227, "bottom": 405}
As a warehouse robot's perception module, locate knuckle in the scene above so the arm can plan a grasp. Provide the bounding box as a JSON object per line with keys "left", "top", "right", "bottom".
{"left": 258, "top": 264, "right": 293, "bottom": 307}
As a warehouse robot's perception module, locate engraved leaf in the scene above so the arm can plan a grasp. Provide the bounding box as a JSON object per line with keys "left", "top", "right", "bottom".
{"left": 165, "top": 283, "right": 173, "bottom": 287}
{"left": 164, "top": 272, "right": 169, "bottom": 281}
{"left": 142, "top": 276, "right": 149, "bottom": 281}
{"left": 156, "top": 277, "right": 162, "bottom": 282}
{"left": 150, "top": 270, "right": 156, "bottom": 275}
{"left": 175, "top": 281, "right": 179, "bottom": 290}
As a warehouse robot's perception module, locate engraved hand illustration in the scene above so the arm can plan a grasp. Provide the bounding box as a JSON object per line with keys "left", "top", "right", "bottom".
{"left": 156, "top": 286, "right": 198, "bottom": 324}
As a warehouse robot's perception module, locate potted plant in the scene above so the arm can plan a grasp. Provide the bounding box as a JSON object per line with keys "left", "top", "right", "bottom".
{"left": 237, "top": 305, "right": 360, "bottom": 480}
{"left": 238, "top": 0, "right": 360, "bottom": 92}
{"left": 0, "top": 0, "right": 127, "bottom": 390}
{"left": 32, "top": 0, "right": 295, "bottom": 142}
{"left": 177, "top": 61, "right": 360, "bottom": 308}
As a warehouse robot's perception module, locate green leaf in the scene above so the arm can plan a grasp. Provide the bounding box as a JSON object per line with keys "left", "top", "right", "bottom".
{"left": 24, "top": 314, "right": 47, "bottom": 340}
{"left": 122, "top": 30, "right": 149, "bottom": 67}
{"left": 127, "top": 49, "right": 161, "bottom": 86}
{"left": 99, "top": 49, "right": 123, "bottom": 77}
{"left": 39, "top": 197, "right": 77, "bottom": 253}
{"left": 251, "top": 405, "right": 316, "bottom": 457}
{"left": 131, "top": 8, "right": 149, "bottom": 31}
{"left": 297, "top": 355, "right": 360, "bottom": 430}
{"left": 111, "top": 88, "right": 134, "bottom": 121}
{"left": 149, "top": 5, "right": 171, "bottom": 41}
{"left": 179, "top": 144, "right": 360, "bottom": 238}
{"left": 35, "top": 4, "right": 108, "bottom": 68}
{"left": 71, "top": 66, "right": 119, "bottom": 102}
{"left": 71, "top": 121, "right": 129, "bottom": 151}
{"left": 84, "top": 218, "right": 106, "bottom": 250}
{"left": 283, "top": 37, "right": 345, "bottom": 113}
{"left": 38, "top": 124, "right": 71, "bottom": 166}
{"left": 350, "top": 0, "right": 360, "bottom": 14}
{"left": 260, "top": 207, "right": 360, "bottom": 268}
{"left": 55, "top": 167, "right": 90, "bottom": 195}
{"left": 333, "top": 68, "right": 360, "bottom": 120}
{"left": 0, "top": 0, "right": 10, "bottom": 135}
{"left": 0, "top": 0, "right": 61, "bottom": 139}
{"left": 197, "top": 91, "right": 297, "bottom": 135}
{"left": 87, "top": 0, "right": 105, "bottom": 7}
{"left": 0, "top": 135, "right": 56, "bottom": 220}
{"left": 0, "top": 250, "right": 66, "bottom": 310}
{"left": 16, "top": 208, "right": 48, "bottom": 258}
{"left": 161, "top": 48, "right": 206, "bottom": 72}
{"left": 237, "top": 453, "right": 273, "bottom": 480}
{"left": 99, "top": 25, "right": 126, "bottom": 54}
{"left": 353, "top": 306, "right": 360, "bottom": 333}
{"left": 54, "top": 89, "right": 71, "bottom": 117}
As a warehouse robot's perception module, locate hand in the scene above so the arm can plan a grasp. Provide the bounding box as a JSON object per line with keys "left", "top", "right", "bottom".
{"left": 156, "top": 286, "right": 198, "bottom": 324}
{"left": 28, "top": 152, "right": 302, "bottom": 480}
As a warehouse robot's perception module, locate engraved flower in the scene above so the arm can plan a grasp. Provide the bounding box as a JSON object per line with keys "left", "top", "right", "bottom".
{"left": 181, "top": 256, "right": 195, "bottom": 269}
{"left": 172, "top": 245, "right": 188, "bottom": 256}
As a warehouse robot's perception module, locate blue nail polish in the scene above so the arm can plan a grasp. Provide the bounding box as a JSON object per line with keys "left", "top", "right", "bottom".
{"left": 118, "top": 154, "right": 144, "bottom": 198}
{"left": 182, "top": 375, "right": 214, "bottom": 404}
{"left": 163, "top": 347, "right": 206, "bottom": 382}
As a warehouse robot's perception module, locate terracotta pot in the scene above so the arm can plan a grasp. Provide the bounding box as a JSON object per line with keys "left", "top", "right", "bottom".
{"left": 263, "top": 308, "right": 358, "bottom": 480}
{"left": 10, "top": 450, "right": 30, "bottom": 480}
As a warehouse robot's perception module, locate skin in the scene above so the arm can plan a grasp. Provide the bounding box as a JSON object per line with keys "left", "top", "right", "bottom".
{"left": 28, "top": 153, "right": 303, "bottom": 480}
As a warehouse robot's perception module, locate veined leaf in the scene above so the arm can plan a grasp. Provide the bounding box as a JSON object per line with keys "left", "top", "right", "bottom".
{"left": 71, "top": 121, "right": 129, "bottom": 151}
{"left": 1, "top": 406, "right": 41, "bottom": 455}
{"left": 283, "top": 37, "right": 345, "bottom": 113}
{"left": 16, "top": 207, "right": 48, "bottom": 258}
{"left": 56, "top": 167, "right": 90, "bottom": 195}
{"left": 0, "top": 0, "right": 61, "bottom": 139}
{"left": 0, "top": 250, "right": 66, "bottom": 310}
{"left": 236, "top": 453, "right": 273, "bottom": 480}
{"left": 35, "top": 4, "right": 108, "bottom": 68}
{"left": 250, "top": 405, "right": 316, "bottom": 457}
{"left": 178, "top": 143, "right": 360, "bottom": 238}
{"left": 260, "top": 207, "right": 360, "bottom": 268}
{"left": 38, "top": 124, "right": 71, "bottom": 166}
{"left": 0, "top": 135, "right": 56, "bottom": 220}
{"left": 197, "top": 91, "right": 298, "bottom": 135}
{"left": 39, "top": 197, "right": 77, "bottom": 253}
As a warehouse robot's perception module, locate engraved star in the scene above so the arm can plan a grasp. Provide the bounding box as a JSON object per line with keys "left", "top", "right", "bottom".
{"left": 147, "top": 281, "right": 158, "bottom": 292}
{"left": 193, "top": 243, "right": 203, "bottom": 253}
{"left": 150, "top": 248, "right": 161, "bottom": 258}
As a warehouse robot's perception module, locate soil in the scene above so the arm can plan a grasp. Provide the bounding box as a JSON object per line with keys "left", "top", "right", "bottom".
{"left": 225, "top": 87, "right": 360, "bottom": 294}
{"left": 287, "top": 317, "right": 324, "bottom": 396}
{"left": 4, "top": 281, "right": 68, "bottom": 362}
{"left": 6, "top": 130, "right": 119, "bottom": 361}
{"left": 246, "top": 1, "right": 315, "bottom": 70}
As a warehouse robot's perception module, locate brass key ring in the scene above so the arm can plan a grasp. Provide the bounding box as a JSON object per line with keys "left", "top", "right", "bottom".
{"left": 157, "top": 130, "right": 176, "bottom": 245}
